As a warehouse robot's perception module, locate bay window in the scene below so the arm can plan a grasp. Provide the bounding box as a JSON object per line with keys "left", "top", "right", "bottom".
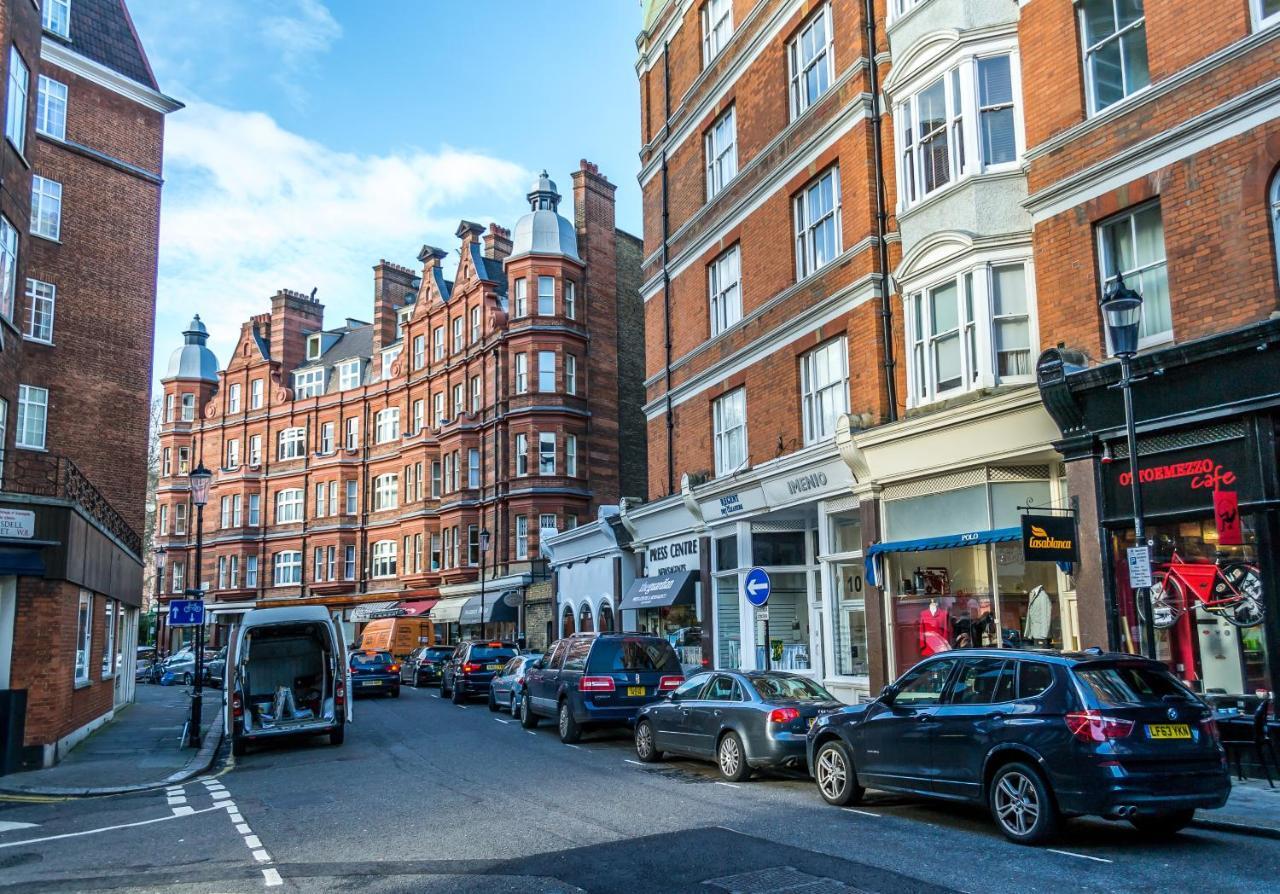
{"left": 515, "top": 353, "right": 528, "bottom": 393}
{"left": 794, "top": 167, "right": 841, "bottom": 279}
{"left": 713, "top": 388, "right": 747, "bottom": 476}
{"left": 275, "top": 488, "right": 303, "bottom": 523}
{"left": 538, "top": 276, "right": 555, "bottom": 316}
{"left": 539, "top": 432, "right": 556, "bottom": 475}
{"left": 515, "top": 433, "right": 529, "bottom": 476}
{"left": 375, "top": 407, "right": 400, "bottom": 443}
{"left": 373, "top": 473, "right": 399, "bottom": 511}
{"left": 278, "top": 426, "right": 306, "bottom": 459}
{"left": 1098, "top": 202, "right": 1171, "bottom": 348}
{"left": 1081, "top": 0, "right": 1149, "bottom": 114}
{"left": 538, "top": 351, "right": 555, "bottom": 392}
{"left": 566, "top": 434, "right": 578, "bottom": 477}
{"left": 273, "top": 551, "right": 302, "bottom": 586}
{"left": 514, "top": 278, "right": 528, "bottom": 317}
{"left": 800, "top": 338, "right": 849, "bottom": 444}
{"left": 515, "top": 515, "right": 529, "bottom": 560}
{"left": 565, "top": 355, "right": 577, "bottom": 394}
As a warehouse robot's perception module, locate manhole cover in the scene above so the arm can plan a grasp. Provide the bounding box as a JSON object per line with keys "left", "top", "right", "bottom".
{"left": 704, "top": 866, "right": 870, "bottom": 894}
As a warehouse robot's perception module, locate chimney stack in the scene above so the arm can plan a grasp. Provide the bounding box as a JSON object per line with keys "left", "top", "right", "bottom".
{"left": 269, "top": 288, "right": 325, "bottom": 375}
{"left": 372, "top": 259, "right": 418, "bottom": 357}
{"left": 483, "top": 223, "right": 513, "bottom": 261}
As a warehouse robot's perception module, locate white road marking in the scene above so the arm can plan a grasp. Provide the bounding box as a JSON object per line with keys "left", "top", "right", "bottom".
{"left": 525, "top": 730, "right": 537, "bottom": 737}
{"left": 236, "top": 823, "right": 252, "bottom": 835}
{"left": 494, "top": 717, "right": 511, "bottom": 724}
{"left": 166, "top": 796, "right": 186, "bottom": 806}
{"left": 842, "top": 808, "right": 881, "bottom": 818}
{"left": 229, "top": 812, "right": 244, "bottom": 823}
{"left": 0, "top": 821, "right": 37, "bottom": 833}
{"left": 172, "top": 806, "right": 195, "bottom": 817}
{"left": 252, "top": 848, "right": 271, "bottom": 862}
{"left": 714, "top": 781, "right": 741, "bottom": 789}
{"left": 0, "top": 806, "right": 223, "bottom": 848}
{"left": 244, "top": 834, "right": 262, "bottom": 848}
{"left": 1048, "top": 849, "right": 1114, "bottom": 864}
{"left": 263, "top": 868, "right": 283, "bottom": 887}
{"left": 564, "top": 743, "right": 582, "bottom": 750}
{"left": 624, "top": 759, "right": 646, "bottom": 766}
{"left": 212, "top": 800, "right": 234, "bottom": 810}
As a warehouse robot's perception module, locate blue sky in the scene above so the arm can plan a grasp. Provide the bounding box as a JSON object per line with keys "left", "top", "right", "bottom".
{"left": 128, "top": 0, "right": 644, "bottom": 381}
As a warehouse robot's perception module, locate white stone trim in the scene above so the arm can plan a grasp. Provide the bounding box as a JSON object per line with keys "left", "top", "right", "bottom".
{"left": 41, "top": 38, "right": 183, "bottom": 114}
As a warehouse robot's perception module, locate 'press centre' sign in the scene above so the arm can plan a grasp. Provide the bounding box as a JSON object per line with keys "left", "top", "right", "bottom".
{"left": 647, "top": 536, "right": 699, "bottom": 575}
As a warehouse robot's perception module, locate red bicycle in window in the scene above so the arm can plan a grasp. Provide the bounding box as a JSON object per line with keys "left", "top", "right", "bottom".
{"left": 1138, "top": 551, "right": 1264, "bottom": 629}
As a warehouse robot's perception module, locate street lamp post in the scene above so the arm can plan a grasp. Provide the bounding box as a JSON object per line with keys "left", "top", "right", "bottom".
{"left": 1099, "top": 267, "right": 1158, "bottom": 660}
{"left": 186, "top": 463, "right": 213, "bottom": 748}
{"left": 479, "top": 528, "right": 491, "bottom": 639}
{"left": 153, "top": 547, "right": 165, "bottom": 653}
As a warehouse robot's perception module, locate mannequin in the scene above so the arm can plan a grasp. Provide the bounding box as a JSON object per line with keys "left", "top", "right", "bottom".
{"left": 918, "top": 598, "right": 951, "bottom": 656}
{"left": 1023, "top": 585, "right": 1052, "bottom": 644}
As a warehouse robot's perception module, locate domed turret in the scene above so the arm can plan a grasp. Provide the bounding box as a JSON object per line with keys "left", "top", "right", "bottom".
{"left": 163, "top": 314, "right": 220, "bottom": 382}
{"left": 509, "top": 170, "right": 580, "bottom": 261}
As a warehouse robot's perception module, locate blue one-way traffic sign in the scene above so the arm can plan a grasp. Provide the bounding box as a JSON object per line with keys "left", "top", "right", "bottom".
{"left": 168, "top": 599, "right": 206, "bottom": 627}
{"left": 743, "top": 567, "right": 771, "bottom": 607}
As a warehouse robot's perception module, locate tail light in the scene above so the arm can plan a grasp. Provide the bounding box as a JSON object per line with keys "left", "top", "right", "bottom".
{"left": 463, "top": 663, "right": 482, "bottom": 674}
{"left": 389, "top": 664, "right": 400, "bottom": 673}
{"left": 768, "top": 707, "right": 801, "bottom": 725}
{"left": 1065, "top": 710, "right": 1135, "bottom": 742}
{"left": 579, "top": 676, "right": 616, "bottom": 692}
{"left": 658, "top": 676, "right": 683, "bottom": 691}
{"left": 336, "top": 682, "right": 345, "bottom": 706}
{"left": 231, "top": 694, "right": 243, "bottom": 719}
{"left": 1199, "top": 716, "right": 1220, "bottom": 743}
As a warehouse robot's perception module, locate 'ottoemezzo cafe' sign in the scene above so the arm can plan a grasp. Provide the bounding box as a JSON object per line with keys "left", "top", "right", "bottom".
{"left": 1102, "top": 438, "right": 1257, "bottom": 522}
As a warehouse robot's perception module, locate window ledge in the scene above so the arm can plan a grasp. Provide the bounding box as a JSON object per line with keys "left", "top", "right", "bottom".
{"left": 15, "top": 444, "right": 48, "bottom": 452}
{"left": 6, "top": 138, "right": 31, "bottom": 169}
{"left": 30, "top": 232, "right": 62, "bottom": 245}
{"left": 21, "top": 335, "right": 54, "bottom": 346}
{"left": 897, "top": 167, "right": 1026, "bottom": 223}
{"left": 73, "top": 678, "right": 91, "bottom": 690}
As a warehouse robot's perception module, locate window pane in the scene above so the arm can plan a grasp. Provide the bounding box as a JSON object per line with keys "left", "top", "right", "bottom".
{"left": 996, "top": 319, "right": 1030, "bottom": 376}
{"left": 1121, "top": 28, "right": 1149, "bottom": 94}
{"left": 929, "top": 282, "right": 958, "bottom": 334}
{"left": 1083, "top": 0, "right": 1118, "bottom": 45}
{"left": 992, "top": 265, "right": 1027, "bottom": 316}
{"left": 1089, "top": 37, "right": 1125, "bottom": 109}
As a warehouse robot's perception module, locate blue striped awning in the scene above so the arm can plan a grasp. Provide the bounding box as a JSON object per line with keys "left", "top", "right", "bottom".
{"left": 864, "top": 527, "right": 1021, "bottom": 587}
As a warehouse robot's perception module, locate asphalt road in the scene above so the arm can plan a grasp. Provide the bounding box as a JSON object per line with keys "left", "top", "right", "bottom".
{"left": 1, "top": 684, "right": 1276, "bottom": 892}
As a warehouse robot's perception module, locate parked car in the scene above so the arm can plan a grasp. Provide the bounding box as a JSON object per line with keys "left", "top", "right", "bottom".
{"left": 488, "top": 653, "right": 542, "bottom": 714}
{"left": 350, "top": 650, "right": 401, "bottom": 698}
{"left": 203, "top": 647, "right": 227, "bottom": 688}
{"left": 440, "top": 641, "right": 519, "bottom": 704}
{"left": 634, "top": 671, "right": 843, "bottom": 781}
{"left": 807, "top": 649, "right": 1231, "bottom": 844}
{"left": 135, "top": 647, "right": 158, "bottom": 683}
{"left": 521, "top": 633, "right": 684, "bottom": 743}
{"left": 225, "top": 606, "right": 350, "bottom": 757}
{"left": 400, "top": 645, "right": 456, "bottom": 687}
{"left": 159, "top": 647, "right": 196, "bottom": 685}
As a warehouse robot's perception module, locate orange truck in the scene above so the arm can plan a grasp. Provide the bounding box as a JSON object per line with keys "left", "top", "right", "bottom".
{"left": 358, "top": 618, "right": 434, "bottom": 658}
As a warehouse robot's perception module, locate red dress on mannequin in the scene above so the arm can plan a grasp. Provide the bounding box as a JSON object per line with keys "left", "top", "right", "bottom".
{"left": 918, "top": 604, "right": 950, "bottom": 656}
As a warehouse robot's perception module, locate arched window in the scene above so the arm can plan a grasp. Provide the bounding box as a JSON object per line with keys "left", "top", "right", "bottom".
{"left": 597, "top": 601, "right": 615, "bottom": 633}
{"left": 1272, "top": 170, "right": 1280, "bottom": 284}
{"left": 561, "top": 605, "right": 575, "bottom": 638}
{"left": 578, "top": 602, "right": 594, "bottom": 633}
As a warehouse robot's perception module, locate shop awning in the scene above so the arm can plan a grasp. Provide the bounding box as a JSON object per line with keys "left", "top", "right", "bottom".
{"left": 864, "top": 527, "right": 1021, "bottom": 587}
{"left": 399, "top": 599, "right": 438, "bottom": 617}
{"left": 429, "top": 596, "right": 471, "bottom": 625}
{"left": 458, "top": 592, "right": 518, "bottom": 626}
{"left": 620, "top": 570, "right": 698, "bottom": 611}
{"left": 350, "top": 601, "right": 399, "bottom": 622}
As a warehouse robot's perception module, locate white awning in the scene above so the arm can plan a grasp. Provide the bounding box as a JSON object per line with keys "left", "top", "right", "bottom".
{"left": 350, "top": 601, "right": 398, "bottom": 622}
{"left": 429, "top": 596, "right": 471, "bottom": 625}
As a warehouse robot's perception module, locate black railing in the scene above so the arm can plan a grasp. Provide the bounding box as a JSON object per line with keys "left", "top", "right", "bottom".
{"left": 2, "top": 451, "right": 142, "bottom": 555}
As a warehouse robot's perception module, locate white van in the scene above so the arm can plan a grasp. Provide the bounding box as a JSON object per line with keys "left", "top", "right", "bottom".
{"left": 224, "top": 606, "right": 351, "bottom": 756}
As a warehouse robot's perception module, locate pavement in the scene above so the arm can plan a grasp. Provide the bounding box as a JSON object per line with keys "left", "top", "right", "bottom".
{"left": 0, "top": 683, "right": 223, "bottom": 797}
{"left": 0, "top": 684, "right": 1277, "bottom": 893}
{"left": 1195, "top": 776, "right": 1280, "bottom": 839}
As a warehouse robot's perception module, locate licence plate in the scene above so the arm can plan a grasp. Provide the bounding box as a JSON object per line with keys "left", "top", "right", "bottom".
{"left": 487, "top": 664, "right": 504, "bottom": 671}
{"left": 1147, "top": 723, "right": 1190, "bottom": 739}
{"left": 627, "top": 686, "right": 646, "bottom": 697}
{"left": 807, "top": 716, "right": 816, "bottom": 729}
{"left": 366, "top": 680, "right": 382, "bottom": 686}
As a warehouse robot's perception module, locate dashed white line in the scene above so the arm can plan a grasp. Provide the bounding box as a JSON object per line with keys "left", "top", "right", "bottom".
{"left": 252, "top": 848, "right": 271, "bottom": 862}
{"left": 171, "top": 806, "right": 195, "bottom": 817}
{"left": 262, "top": 868, "right": 283, "bottom": 887}
{"left": 236, "top": 823, "right": 252, "bottom": 835}
{"left": 212, "top": 800, "right": 234, "bottom": 810}
{"left": 714, "top": 781, "right": 741, "bottom": 789}
{"left": 564, "top": 743, "right": 582, "bottom": 750}
{"left": 493, "top": 717, "right": 512, "bottom": 724}
{"left": 525, "top": 730, "right": 537, "bottom": 737}
{"left": 244, "top": 834, "right": 262, "bottom": 849}
{"left": 842, "top": 808, "right": 881, "bottom": 818}
{"left": 1047, "top": 849, "right": 1114, "bottom": 864}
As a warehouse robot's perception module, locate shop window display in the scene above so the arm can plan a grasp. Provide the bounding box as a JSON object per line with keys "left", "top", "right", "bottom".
{"left": 1111, "top": 518, "right": 1269, "bottom": 697}
{"left": 715, "top": 574, "right": 741, "bottom": 669}
{"left": 755, "top": 572, "right": 810, "bottom": 671}
{"left": 828, "top": 511, "right": 868, "bottom": 677}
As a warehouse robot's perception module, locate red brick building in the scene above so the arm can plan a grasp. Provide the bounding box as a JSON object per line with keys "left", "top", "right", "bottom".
{"left": 155, "top": 164, "right": 645, "bottom": 646}
{"left": 0, "top": 0, "right": 179, "bottom": 768}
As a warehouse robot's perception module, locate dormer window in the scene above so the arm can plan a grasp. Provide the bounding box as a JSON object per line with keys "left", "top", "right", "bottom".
{"left": 306, "top": 334, "right": 321, "bottom": 360}
{"left": 339, "top": 359, "right": 361, "bottom": 390}
{"left": 43, "top": 0, "right": 71, "bottom": 38}
{"left": 293, "top": 368, "right": 324, "bottom": 399}
{"left": 396, "top": 307, "right": 412, "bottom": 339}
{"left": 381, "top": 346, "right": 401, "bottom": 380}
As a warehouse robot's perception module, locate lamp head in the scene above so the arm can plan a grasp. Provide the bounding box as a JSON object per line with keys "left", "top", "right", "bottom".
{"left": 480, "top": 528, "right": 491, "bottom": 551}
{"left": 1100, "top": 272, "right": 1144, "bottom": 358}
{"left": 189, "top": 463, "right": 213, "bottom": 507}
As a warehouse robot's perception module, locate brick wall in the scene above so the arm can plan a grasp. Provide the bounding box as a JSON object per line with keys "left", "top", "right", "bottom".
{"left": 614, "top": 229, "right": 648, "bottom": 501}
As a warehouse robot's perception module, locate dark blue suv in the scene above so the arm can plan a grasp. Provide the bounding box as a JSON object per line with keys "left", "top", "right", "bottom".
{"left": 520, "top": 633, "right": 684, "bottom": 743}
{"left": 440, "top": 641, "right": 519, "bottom": 704}
{"left": 807, "top": 649, "right": 1230, "bottom": 844}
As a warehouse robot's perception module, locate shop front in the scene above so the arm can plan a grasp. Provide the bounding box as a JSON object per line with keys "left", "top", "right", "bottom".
{"left": 545, "top": 511, "right": 634, "bottom": 641}
{"left": 619, "top": 570, "right": 701, "bottom": 665}
{"left": 457, "top": 591, "right": 519, "bottom": 642}
{"left": 1037, "top": 321, "right": 1280, "bottom": 702}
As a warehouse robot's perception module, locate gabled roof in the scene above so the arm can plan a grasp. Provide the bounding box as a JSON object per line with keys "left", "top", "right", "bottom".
{"left": 58, "top": 0, "right": 160, "bottom": 90}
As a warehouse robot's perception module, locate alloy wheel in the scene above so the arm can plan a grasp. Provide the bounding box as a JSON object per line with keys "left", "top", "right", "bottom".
{"left": 718, "top": 736, "right": 741, "bottom": 778}
{"left": 559, "top": 705, "right": 569, "bottom": 737}
{"left": 636, "top": 721, "right": 654, "bottom": 760}
{"left": 816, "top": 745, "right": 847, "bottom": 801}
{"left": 994, "top": 770, "right": 1040, "bottom": 838}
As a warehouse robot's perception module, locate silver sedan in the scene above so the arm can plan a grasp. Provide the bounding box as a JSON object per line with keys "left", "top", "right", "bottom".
{"left": 488, "top": 653, "right": 543, "bottom": 714}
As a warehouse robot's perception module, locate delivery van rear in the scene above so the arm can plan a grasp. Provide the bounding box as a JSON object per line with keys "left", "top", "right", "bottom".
{"left": 225, "top": 606, "right": 351, "bottom": 756}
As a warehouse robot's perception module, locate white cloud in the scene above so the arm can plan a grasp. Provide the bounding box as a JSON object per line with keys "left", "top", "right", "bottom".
{"left": 155, "top": 100, "right": 530, "bottom": 375}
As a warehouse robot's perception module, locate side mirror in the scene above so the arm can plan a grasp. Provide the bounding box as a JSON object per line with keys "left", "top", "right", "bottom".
{"left": 878, "top": 684, "right": 897, "bottom": 704}
{"left": 532, "top": 659, "right": 545, "bottom": 670}
{"left": 668, "top": 691, "right": 681, "bottom": 703}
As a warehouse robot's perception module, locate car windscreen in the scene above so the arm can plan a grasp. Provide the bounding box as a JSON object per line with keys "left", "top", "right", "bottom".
{"left": 350, "top": 652, "right": 392, "bottom": 667}
{"left": 587, "top": 638, "right": 682, "bottom": 674}
{"left": 425, "top": 648, "right": 454, "bottom": 659}
{"left": 1074, "top": 664, "right": 1198, "bottom": 707}
{"left": 469, "top": 647, "right": 517, "bottom": 662}
{"left": 751, "top": 675, "right": 836, "bottom": 701}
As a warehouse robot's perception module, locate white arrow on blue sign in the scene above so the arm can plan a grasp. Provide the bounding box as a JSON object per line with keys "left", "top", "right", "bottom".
{"left": 167, "top": 599, "right": 206, "bottom": 627}
{"left": 743, "top": 567, "right": 771, "bottom": 607}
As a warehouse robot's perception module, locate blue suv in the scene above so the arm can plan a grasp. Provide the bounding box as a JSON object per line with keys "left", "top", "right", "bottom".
{"left": 520, "top": 633, "right": 684, "bottom": 743}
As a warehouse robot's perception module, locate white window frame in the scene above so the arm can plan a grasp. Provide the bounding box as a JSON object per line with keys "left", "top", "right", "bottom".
{"left": 319, "top": 421, "right": 335, "bottom": 454}
{"left": 452, "top": 315, "right": 463, "bottom": 352}
{"left": 180, "top": 393, "right": 195, "bottom": 422}
{"left": 278, "top": 426, "right": 306, "bottom": 459}
{"left": 375, "top": 408, "right": 400, "bottom": 443}
{"left": 275, "top": 488, "right": 303, "bottom": 524}
{"left": 251, "top": 379, "right": 264, "bottom": 409}
{"left": 273, "top": 551, "right": 302, "bottom": 586}
{"left": 537, "top": 276, "right": 555, "bottom": 316}
{"left": 339, "top": 359, "right": 361, "bottom": 390}
{"left": 0, "top": 216, "right": 15, "bottom": 323}
{"left": 515, "top": 515, "right": 529, "bottom": 560}
{"left": 1272, "top": 171, "right": 1280, "bottom": 281}
{"left": 246, "top": 555, "right": 258, "bottom": 588}
{"left": 468, "top": 447, "right": 480, "bottom": 488}
{"left": 6, "top": 47, "right": 28, "bottom": 155}
{"left": 538, "top": 351, "right": 556, "bottom": 392}
{"left": 75, "top": 590, "right": 92, "bottom": 683}
{"left": 432, "top": 325, "right": 444, "bottom": 361}
{"left": 563, "top": 281, "right": 576, "bottom": 319}
{"left": 514, "top": 278, "right": 528, "bottom": 317}
{"left": 248, "top": 493, "right": 260, "bottom": 526}
{"left": 1254, "top": 0, "right": 1280, "bottom": 29}
{"left": 225, "top": 438, "right": 240, "bottom": 469}
{"left": 1097, "top": 201, "right": 1172, "bottom": 350}
{"left": 539, "top": 432, "right": 556, "bottom": 476}
{"left": 306, "top": 333, "right": 321, "bottom": 360}
{"left": 413, "top": 398, "right": 425, "bottom": 433}
{"left": 371, "top": 540, "right": 397, "bottom": 578}
{"left": 228, "top": 382, "right": 241, "bottom": 413}
{"left": 248, "top": 435, "right": 262, "bottom": 467}
{"left": 16, "top": 384, "right": 47, "bottom": 449}
{"left": 1080, "top": 0, "right": 1150, "bottom": 116}
{"left": 708, "top": 245, "right": 742, "bottom": 335}
{"left": 515, "top": 353, "right": 528, "bottom": 394}
{"left": 470, "top": 305, "right": 481, "bottom": 342}
{"left": 373, "top": 473, "right": 399, "bottom": 511}
{"left": 380, "top": 346, "right": 400, "bottom": 380}
{"left": 565, "top": 354, "right": 577, "bottom": 395}
{"left": 36, "top": 75, "right": 67, "bottom": 140}
{"left": 433, "top": 392, "right": 444, "bottom": 427}
{"left": 31, "top": 175, "right": 62, "bottom": 241}
{"left": 43, "top": 0, "right": 71, "bottom": 38}
{"left": 470, "top": 375, "right": 481, "bottom": 413}
{"left": 566, "top": 434, "right": 578, "bottom": 477}
{"left": 293, "top": 367, "right": 324, "bottom": 399}
{"left": 800, "top": 338, "right": 849, "bottom": 445}
{"left": 787, "top": 4, "right": 833, "bottom": 120}
{"left": 713, "top": 388, "right": 747, "bottom": 476}
{"left": 23, "top": 279, "right": 55, "bottom": 343}
{"left": 345, "top": 416, "right": 359, "bottom": 450}
{"left": 704, "top": 105, "right": 737, "bottom": 200}
{"left": 515, "top": 433, "right": 529, "bottom": 477}
{"left": 794, "top": 166, "right": 842, "bottom": 279}
{"left": 701, "top": 0, "right": 734, "bottom": 66}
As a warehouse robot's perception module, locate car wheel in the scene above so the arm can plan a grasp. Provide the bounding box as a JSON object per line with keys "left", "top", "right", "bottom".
{"left": 989, "top": 762, "right": 1060, "bottom": 845}
{"left": 635, "top": 719, "right": 662, "bottom": 762}
{"left": 440, "top": 677, "right": 451, "bottom": 699}
{"left": 509, "top": 692, "right": 519, "bottom": 716}
{"left": 717, "top": 731, "right": 750, "bottom": 782}
{"left": 814, "top": 740, "right": 864, "bottom": 806}
{"left": 488, "top": 689, "right": 500, "bottom": 712}
{"left": 1129, "top": 809, "right": 1195, "bottom": 835}
{"left": 452, "top": 682, "right": 465, "bottom": 705}
{"left": 329, "top": 725, "right": 345, "bottom": 746}
{"left": 520, "top": 695, "right": 539, "bottom": 729}
{"left": 231, "top": 733, "right": 247, "bottom": 757}
{"left": 557, "top": 701, "right": 582, "bottom": 744}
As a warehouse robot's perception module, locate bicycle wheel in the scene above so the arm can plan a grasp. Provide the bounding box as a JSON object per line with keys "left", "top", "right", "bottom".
{"left": 1211, "top": 563, "right": 1265, "bottom": 628}
{"left": 1142, "top": 575, "right": 1183, "bottom": 629}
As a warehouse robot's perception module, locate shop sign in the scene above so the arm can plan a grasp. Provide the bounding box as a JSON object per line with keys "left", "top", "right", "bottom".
{"left": 1213, "top": 490, "right": 1243, "bottom": 546}
{"left": 760, "top": 457, "right": 853, "bottom": 506}
{"left": 698, "top": 485, "right": 767, "bottom": 522}
{"left": 1020, "top": 514, "right": 1078, "bottom": 563}
{"left": 646, "top": 536, "right": 700, "bottom": 575}
{"left": 0, "top": 508, "right": 35, "bottom": 539}
{"left": 1102, "top": 439, "right": 1258, "bottom": 521}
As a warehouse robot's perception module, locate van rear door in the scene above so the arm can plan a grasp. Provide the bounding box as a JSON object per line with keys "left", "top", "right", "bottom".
{"left": 332, "top": 615, "right": 352, "bottom": 723}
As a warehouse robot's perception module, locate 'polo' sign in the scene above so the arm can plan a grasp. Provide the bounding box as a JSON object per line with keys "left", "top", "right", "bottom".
{"left": 1020, "top": 514, "right": 1078, "bottom": 563}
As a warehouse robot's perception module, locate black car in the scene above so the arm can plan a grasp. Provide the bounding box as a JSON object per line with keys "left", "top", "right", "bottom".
{"left": 521, "top": 633, "right": 684, "bottom": 743}
{"left": 440, "top": 641, "right": 519, "bottom": 704}
{"left": 349, "top": 650, "right": 401, "bottom": 698}
{"left": 401, "top": 645, "right": 455, "bottom": 687}
{"left": 635, "top": 671, "right": 843, "bottom": 780}
{"left": 807, "top": 649, "right": 1230, "bottom": 844}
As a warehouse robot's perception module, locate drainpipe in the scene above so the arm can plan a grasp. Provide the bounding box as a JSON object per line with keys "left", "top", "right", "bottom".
{"left": 865, "top": 0, "right": 897, "bottom": 422}
{"left": 661, "top": 42, "right": 676, "bottom": 495}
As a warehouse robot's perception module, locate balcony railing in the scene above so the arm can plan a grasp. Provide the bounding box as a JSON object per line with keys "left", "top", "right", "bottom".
{"left": 2, "top": 451, "right": 143, "bottom": 555}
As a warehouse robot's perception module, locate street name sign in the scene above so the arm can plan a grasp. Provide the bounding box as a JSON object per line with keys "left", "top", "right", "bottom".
{"left": 744, "top": 567, "right": 771, "bottom": 607}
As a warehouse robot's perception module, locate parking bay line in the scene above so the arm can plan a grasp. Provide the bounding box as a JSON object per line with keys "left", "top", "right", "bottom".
{"left": 0, "top": 806, "right": 225, "bottom": 849}
{"left": 842, "top": 808, "right": 882, "bottom": 818}
{"left": 714, "top": 781, "right": 741, "bottom": 789}
{"left": 494, "top": 717, "right": 512, "bottom": 725}
{"left": 1047, "top": 849, "right": 1113, "bottom": 864}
